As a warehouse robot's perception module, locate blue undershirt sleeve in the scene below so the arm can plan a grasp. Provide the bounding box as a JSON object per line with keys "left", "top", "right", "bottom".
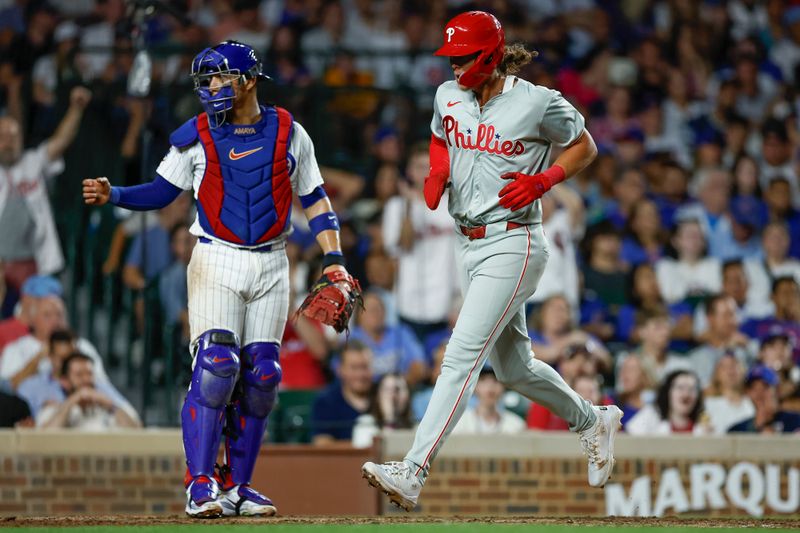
{"left": 299, "top": 186, "right": 327, "bottom": 209}
{"left": 110, "top": 175, "right": 184, "bottom": 211}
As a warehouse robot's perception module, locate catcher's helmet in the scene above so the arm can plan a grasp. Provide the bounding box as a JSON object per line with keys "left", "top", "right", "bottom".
{"left": 191, "top": 40, "right": 270, "bottom": 127}
{"left": 434, "top": 11, "right": 505, "bottom": 89}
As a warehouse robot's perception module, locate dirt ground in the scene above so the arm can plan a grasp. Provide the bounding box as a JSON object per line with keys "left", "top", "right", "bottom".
{"left": 1, "top": 516, "right": 799, "bottom": 528}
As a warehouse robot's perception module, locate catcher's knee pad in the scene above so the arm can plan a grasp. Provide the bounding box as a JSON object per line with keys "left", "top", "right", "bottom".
{"left": 239, "top": 342, "right": 281, "bottom": 417}
{"left": 190, "top": 329, "right": 241, "bottom": 408}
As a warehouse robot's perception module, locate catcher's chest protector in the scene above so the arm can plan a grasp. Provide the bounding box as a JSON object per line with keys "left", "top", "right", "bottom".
{"left": 196, "top": 106, "right": 294, "bottom": 245}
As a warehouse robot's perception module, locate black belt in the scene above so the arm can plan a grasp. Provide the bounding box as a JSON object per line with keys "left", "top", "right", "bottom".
{"left": 199, "top": 236, "right": 277, "bottom": 252}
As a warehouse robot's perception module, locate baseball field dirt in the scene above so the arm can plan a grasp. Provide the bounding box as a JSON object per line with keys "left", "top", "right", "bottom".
{"left": 1, "top": 515, "right": 799, "bottom": 532}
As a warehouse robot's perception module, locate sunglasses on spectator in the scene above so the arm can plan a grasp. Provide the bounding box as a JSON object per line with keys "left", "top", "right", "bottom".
{"left": 449, "top": 52, "right": 480, "bottom": 67}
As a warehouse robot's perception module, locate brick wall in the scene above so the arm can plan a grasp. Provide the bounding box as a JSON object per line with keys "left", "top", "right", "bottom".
{"left": 382, "top": 432, "right": 800, "bottom": 517}
{"left": 398, "top": 457, "right": 603, "bottom": 516}
{"left": 0, "top": 455, "right": 186, "bottom": 516}
{"left": 2, "top": 430, "right": 799, "bottom": 517}
{"left": 383, "top": 456, "right": 800, "bottom": 516}
{"left": 0, "top": 430, "right": 379, "bottom": 517}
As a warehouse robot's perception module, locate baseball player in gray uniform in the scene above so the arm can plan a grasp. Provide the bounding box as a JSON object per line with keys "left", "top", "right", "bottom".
{"left": 362, "top": 11, "right": 623, "bottom": 511}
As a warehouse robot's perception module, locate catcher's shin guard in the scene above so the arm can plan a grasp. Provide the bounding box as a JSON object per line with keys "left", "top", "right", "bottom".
{"left": 182, "top": 330, "right": 241, "bottom": 480}
{"left": 222, "top": 342, "right": 281, "bottom": 486}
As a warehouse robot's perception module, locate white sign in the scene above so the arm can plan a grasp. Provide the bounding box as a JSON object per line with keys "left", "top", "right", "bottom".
{"left": 606, "top": 463, "right": 799, "bottom": 517}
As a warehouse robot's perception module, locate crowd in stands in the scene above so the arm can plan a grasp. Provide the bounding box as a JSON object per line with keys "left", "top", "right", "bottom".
{"left": 0, "top": 0, "right": 799, "bottom": 439}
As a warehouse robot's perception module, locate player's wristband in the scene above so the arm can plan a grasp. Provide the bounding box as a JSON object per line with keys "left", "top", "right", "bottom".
{"left": 542, "top": 165, "right": 566, "bottom": 188}
{"left": 322, "top": 251, "right": 346, "bottom": 269}
{"left": 110, "top": 187, "right": 121, "bottom": 204}
{"left": 309, "top": 212, "right": 340, "bottom": 236}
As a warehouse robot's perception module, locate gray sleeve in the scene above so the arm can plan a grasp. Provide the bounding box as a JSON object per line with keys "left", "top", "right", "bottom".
{"left": 430, "top": 87, "right": 444, "bottom": 139}
{"left": 540, "top": 91, "right": 586, "bottom": 147}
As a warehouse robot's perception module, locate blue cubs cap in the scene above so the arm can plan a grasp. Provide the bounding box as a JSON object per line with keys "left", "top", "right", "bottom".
{"left": 730, "top": 197, "right": 767, "bottom": 229}
{"left": 374, "top": 126, "right": 398, "bottom": 143}
{"left": 615, "top": 127, "right": 644, "bottom": 143}
{"left": 746, "top": 365, "right": 779, "bottom": 387}
{"left": 21, "top": 275, "right": 63, "bottom": 298}
{"left": 760, "top": 325, "right": 792, "bottom": 347}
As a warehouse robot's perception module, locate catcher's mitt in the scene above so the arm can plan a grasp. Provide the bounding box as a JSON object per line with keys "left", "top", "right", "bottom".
{"left": 297, "top": 270, "right": 363, "bottom": 333}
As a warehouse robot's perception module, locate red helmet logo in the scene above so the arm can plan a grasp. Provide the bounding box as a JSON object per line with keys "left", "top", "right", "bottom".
{"left": 434, "top": 11, "right": 505, "bottom": 88}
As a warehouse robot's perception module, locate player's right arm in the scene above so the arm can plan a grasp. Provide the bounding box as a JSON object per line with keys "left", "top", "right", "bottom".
{"left": 84, "top": 121, "right": 196, "bottom": 209}
{"left": 82, "top": 173, "right": 184, "bottom": 209}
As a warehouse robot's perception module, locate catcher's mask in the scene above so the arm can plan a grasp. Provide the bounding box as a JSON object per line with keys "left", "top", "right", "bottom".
{"left": 434, "top": 11, "right": 505, "bottom": 89}
{"left": 191, "top": 40, "right": 271, "bottom": 128}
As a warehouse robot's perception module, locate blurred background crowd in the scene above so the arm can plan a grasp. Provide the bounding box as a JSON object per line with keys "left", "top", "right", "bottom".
{"left": 0, "top": 0, "right": 799, "bottom": 442}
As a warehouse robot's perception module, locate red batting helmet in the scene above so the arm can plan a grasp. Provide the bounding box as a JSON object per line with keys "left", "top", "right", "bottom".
{"left": 434, "top": 11, "right": 505, "bottom": 88}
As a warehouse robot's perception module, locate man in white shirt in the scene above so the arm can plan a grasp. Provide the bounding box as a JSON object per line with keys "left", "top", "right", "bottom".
{"left": 0, "top": 295, "right": 107, "bottom": 388}
{"left": 0, "top": 86, "right": 91, "bottom": 290}
{"left": 451, "top": 368, "right": 525, "bottom": 435}
{"left": 759, "top": 120, "right": 800, "bottom": 208}
{"left": 769, "top": 7, "right": 800, "bottom": 84}
{"left": 744, "top": 222, "right": 800, "bottom": 313}
{"left": 382, "top": 143, "right": 457, "bottom": 342}
{"left": 688, "top": 295, "right": 753, "bottom": 387}
{"left": 37, "top": 352, "right": 140, "bottom": 429}
{"left": 529, "top": 184, "right": 584, "bottom": 311}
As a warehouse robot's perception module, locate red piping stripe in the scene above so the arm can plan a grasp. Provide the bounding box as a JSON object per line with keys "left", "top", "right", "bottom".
{"left": 415, "top": 225, "right": 533, "bottom": 476}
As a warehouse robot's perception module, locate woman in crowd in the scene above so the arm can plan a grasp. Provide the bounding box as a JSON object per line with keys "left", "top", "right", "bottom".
{"left": 655, "top": 218, "right": 722, "bottom": 305}
{"left": 627, "top": 370, "right": 708, "bottom": 435}
{"left": 370, "top": 372, "right": 413, "bottom": 430}
{"left": 703, "top": 354, "right": 754, "bottom": 434}
{"left": 620, "top": 199, "right": 668, "bottom": 267}
{"left": 612, "top": 355, "right": 655, "bottom": 430}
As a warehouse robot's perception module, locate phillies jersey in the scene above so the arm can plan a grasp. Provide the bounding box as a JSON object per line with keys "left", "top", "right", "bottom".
{"left": 157, "top": 106, "right": 324, "bottom": 247}
{"left": 431, "top": 76, "right": 586, "bottom": 227}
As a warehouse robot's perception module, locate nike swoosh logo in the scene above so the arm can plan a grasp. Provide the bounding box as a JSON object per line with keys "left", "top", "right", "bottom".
{"left": 212, "top": 356, "right": 230, "bottom": 363}
{"left": 446, "top": 101, "right": 461, "bottom": 107}
{"left": 259, "top": 372, "right": 277, "bottom": 381}
{"left": 229, "top": 146, "right": 264, "bottom": 160}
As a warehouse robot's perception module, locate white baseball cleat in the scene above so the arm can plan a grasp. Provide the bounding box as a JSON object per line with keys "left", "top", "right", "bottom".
{"left": 578, "top": 405, "right": 623, "bottom": 488}
{"left": 219, "top": 484, "right": 278, "bottom": 517}
{"left": 185, "top": 476, "right": 224, "bottom": 518}
{"left": 362, "top": 461, "right": 421, "bottom": 512}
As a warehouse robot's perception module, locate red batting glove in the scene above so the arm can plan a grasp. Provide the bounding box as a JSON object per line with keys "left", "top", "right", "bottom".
{"left": 498, "top": 165, "right": 566, "bottom": 211}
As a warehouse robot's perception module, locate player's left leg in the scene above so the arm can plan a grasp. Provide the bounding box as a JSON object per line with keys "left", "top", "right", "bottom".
{"left": 218, "top": 342, "right": 281, "bottom": 517}
{"left": 488, "top": 306, "right": 622, "bottom": 487}
{"left": 217, "top": 247, "right": 290, "bottom": 517}
{"left": 363, "top": 226, "right": 546, "bottom": 510}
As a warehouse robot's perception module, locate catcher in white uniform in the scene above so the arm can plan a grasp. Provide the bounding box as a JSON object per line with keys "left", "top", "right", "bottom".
{"left": 84, "top": 41, "right": 361, "bottom": 519}
{"left": 362, "top": 11, "right": 623, "bottom": 511}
